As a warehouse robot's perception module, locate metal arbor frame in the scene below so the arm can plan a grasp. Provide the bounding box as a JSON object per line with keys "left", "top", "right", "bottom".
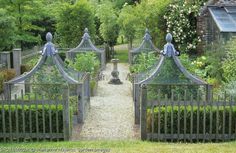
{"left": 133, "top": 33, "right": 211, "bottom": 124}
{"left": 67, "top": 28, "right": 106, "bottom": 70}
{"left": 0, "top": 33, "right": 90, "bottom": 140}
{"left": 129, "top": 28, "right": 160, "bottom": 64}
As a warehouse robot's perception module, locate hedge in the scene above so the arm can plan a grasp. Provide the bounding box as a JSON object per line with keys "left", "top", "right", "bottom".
{"left": 147, "top": 106, "right": 236, "bottom": 135}
{"left": 0, "top": 104, "right": 73, "bottom": 141}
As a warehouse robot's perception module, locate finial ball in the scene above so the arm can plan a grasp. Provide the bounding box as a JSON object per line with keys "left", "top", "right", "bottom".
{"left": 166, "top": 33, "right": 172, "bottom": 43}
{"left": 46, "top": 32, "right": 53, "bottom": 42}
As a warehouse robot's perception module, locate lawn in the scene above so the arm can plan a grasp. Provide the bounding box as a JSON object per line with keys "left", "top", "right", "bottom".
{"left": 0, "top": 140, "right": 236, "bottom": 153}
{"left": 114, "top": 50, "right": 129, "bottom": 63}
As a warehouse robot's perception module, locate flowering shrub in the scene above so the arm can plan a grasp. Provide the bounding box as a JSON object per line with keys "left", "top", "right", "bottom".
{"left": 179, "top": 54, "right": 207, "bottom": 79}
{"left": 164, "top": 0, "right": 207, "bottom": 53}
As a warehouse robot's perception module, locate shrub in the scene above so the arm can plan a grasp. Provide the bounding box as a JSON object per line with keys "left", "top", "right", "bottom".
{"left": 222, "top": 38, "right": 236, "bottom": 83}
{"left": 164, "top": 0, "right": 207, "bottom": 53}
{"left": 20, "top": 64, "right": 31, "bottom": 74}
{"left": 0, "top": 69, "right": 16, "bottom": 93}
{"left": 67, "top": 52, "right": 100, "bottom": 96}
{"left": 130, "top": 52, "right": 158, "bottom": 74}
{"left": 146, "top": 106, "right": 236, "bottom": 141}
{"left": 67, "top": 52, "right": 100, "bottom": 79}
{"left": 21, "top": 56, "right": 39, "bottom": 74}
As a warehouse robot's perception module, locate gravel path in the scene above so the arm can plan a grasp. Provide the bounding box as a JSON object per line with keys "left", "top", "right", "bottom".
{"left": 71, "top": 63, "right": 140, "bottom": 140}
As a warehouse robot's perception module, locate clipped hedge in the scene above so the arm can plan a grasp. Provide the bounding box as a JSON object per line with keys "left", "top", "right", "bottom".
{"left": 147, "top": 106, "right": 236, "bottom": 136}
{"left": 0, "top": 104, "right": 73, "bottom": 141}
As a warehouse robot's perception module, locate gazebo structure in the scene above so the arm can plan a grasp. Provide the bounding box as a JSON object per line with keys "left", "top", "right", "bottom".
{"left": 4, "top": 32, "right": 90, "bottom": 124}
{"left": 133, "top": 33, "right": 211, "bottom": 124}
{"left": 129, "top": 29, "right": 160, "bottom": 64}
{"left": 67, "top": 28, "right": 106, "bottom": 70}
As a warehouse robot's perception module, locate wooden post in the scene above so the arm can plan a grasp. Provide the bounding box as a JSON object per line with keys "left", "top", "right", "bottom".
{"left": 77, "top": 84, "right": 84, "bottom": 123}
{"left": 140, "top": 84, "right": 147, "bottom": 140}
{"left": 134, "top": 84, "right": 140, "bottom": 124}
{"left": 63, "top": 88, "right": 70, "bottom": 140}
{"left": 13, "top": 48, "right": 22, "bottom": 76}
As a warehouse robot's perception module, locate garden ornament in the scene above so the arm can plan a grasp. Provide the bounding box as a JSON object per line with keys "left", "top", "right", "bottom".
{"left": 108, "top": 59, "right": 123, "bottom": 85}
{"left": 161, "top": 33, "right": 180, "bottom": 57}
{"left": 42, "top": 32, "right": 58, "bottom": 56}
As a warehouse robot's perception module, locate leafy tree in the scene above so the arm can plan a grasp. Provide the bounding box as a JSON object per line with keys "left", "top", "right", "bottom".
{"left": 134, "top": 0, "right": 171, "bottom": 48}
{"left": 96, "top": 2, "right": 119, "bottom": 54}
{"left": 0, "top": 8, "right": 16, "bottom": 51}
{"left": 56, "top": 0, "right": 95, "bottom": 47}
{"left": 0, "top": 0, "right": 46, "bottom": 50}
{"left": 118, "top": 5, "right": 138, "bottom": 49}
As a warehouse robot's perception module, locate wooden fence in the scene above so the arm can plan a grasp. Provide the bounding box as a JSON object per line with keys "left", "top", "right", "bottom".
{"left": 0, "top": 90, "right": 71, "bottom": 142}
{"left": 140, "top": 85, "right": 236, "bottom": 142}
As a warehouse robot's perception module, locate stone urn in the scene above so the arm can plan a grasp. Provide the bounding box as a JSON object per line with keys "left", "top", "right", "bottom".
{"left": 108, "top": 59, "right": 122, "bottom": 85}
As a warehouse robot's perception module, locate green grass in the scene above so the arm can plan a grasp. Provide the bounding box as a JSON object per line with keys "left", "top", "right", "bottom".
{"left": 114, "top": 50, "right": 129, "bottom": 63}
{"left": 0, "top": 140, "right": 236, "bottom": 153}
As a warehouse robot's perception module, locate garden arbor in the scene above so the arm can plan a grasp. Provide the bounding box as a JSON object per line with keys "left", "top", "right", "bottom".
{"left": 1, "top": 33, "right": 90, "bottom": 141}
{"left": 132, "top": 33, "right": 236, "bottom": 142}
{"left": 133, "top": 33, "right": 210, "bottom": 124}
{"left": 129, "top": 29, "right": 160, "bottom": 64}
{"left": 67, "top": 28, "right": 106, "bottom": 70}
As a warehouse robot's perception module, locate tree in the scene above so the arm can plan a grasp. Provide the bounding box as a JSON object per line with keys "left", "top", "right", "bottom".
{"left": 56, "top": 0, "right": 95, "bottom": 47}
{"left": 96, "top": 2, "right": 119, "bottom": 55}
{"left": 0, "top": 8, "right": 16, "bottom": 51}
{"left": 134, "top": 0, "right": 171, "bottom": 48}
{"left": 0, "top": 0, "right": 46, "bottom": 50}
{"left": 118, "top": 4, "right": 138, "bottom": 49}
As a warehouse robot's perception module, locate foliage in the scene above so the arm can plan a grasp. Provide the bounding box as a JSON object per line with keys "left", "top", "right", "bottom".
{"left": 130, "top": 52, "right": 157, "bottom": 74}
{"left": 67, "top": 52, "right": 100, "bottom": 78}
{"left": 222, "top": 38, "right": 236, "bottom": 83}
{"left": 0, "top": 69, "right": 16, "bottom": 93}
{"left": 96, "top": 2, "right": 119, "bottom": 48}
{"left": 134, "top": 0, "right": 171, "bottom": 48}
{"left": 69, "top": 96, "right": 78, "bottom": 114}
{"left": 56, "top": 0, "right": 95, "bottom": 47}
{"left": 118, "top": 5, "right": 138, "bottom": 49}
{"left": 21, "top": 56, "right": 39, "bottom": 74}
{"left": 114, "top": 0, "right": 137, "bottom": 9}
{"left": 0, "top": 9, "right": 16, "bottom": 51}
{"left": 224, "top": 81, "right": 236, "bottom": 97}
{"left": 0, "top": 0, "right": 47, "bottom": 50}
{"left": 180, "top": 54, "right": 207, "bottom": 79}
{"left": 164, "top": 0, "right": 207, "bottom": 53}
{"left": 146, "top": 106, "right": 236, "bottom": 140}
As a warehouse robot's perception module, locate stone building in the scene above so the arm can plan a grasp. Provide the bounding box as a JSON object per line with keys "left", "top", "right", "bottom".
{"left": 197, "top": 0, "right": 236, "bottom": 53}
